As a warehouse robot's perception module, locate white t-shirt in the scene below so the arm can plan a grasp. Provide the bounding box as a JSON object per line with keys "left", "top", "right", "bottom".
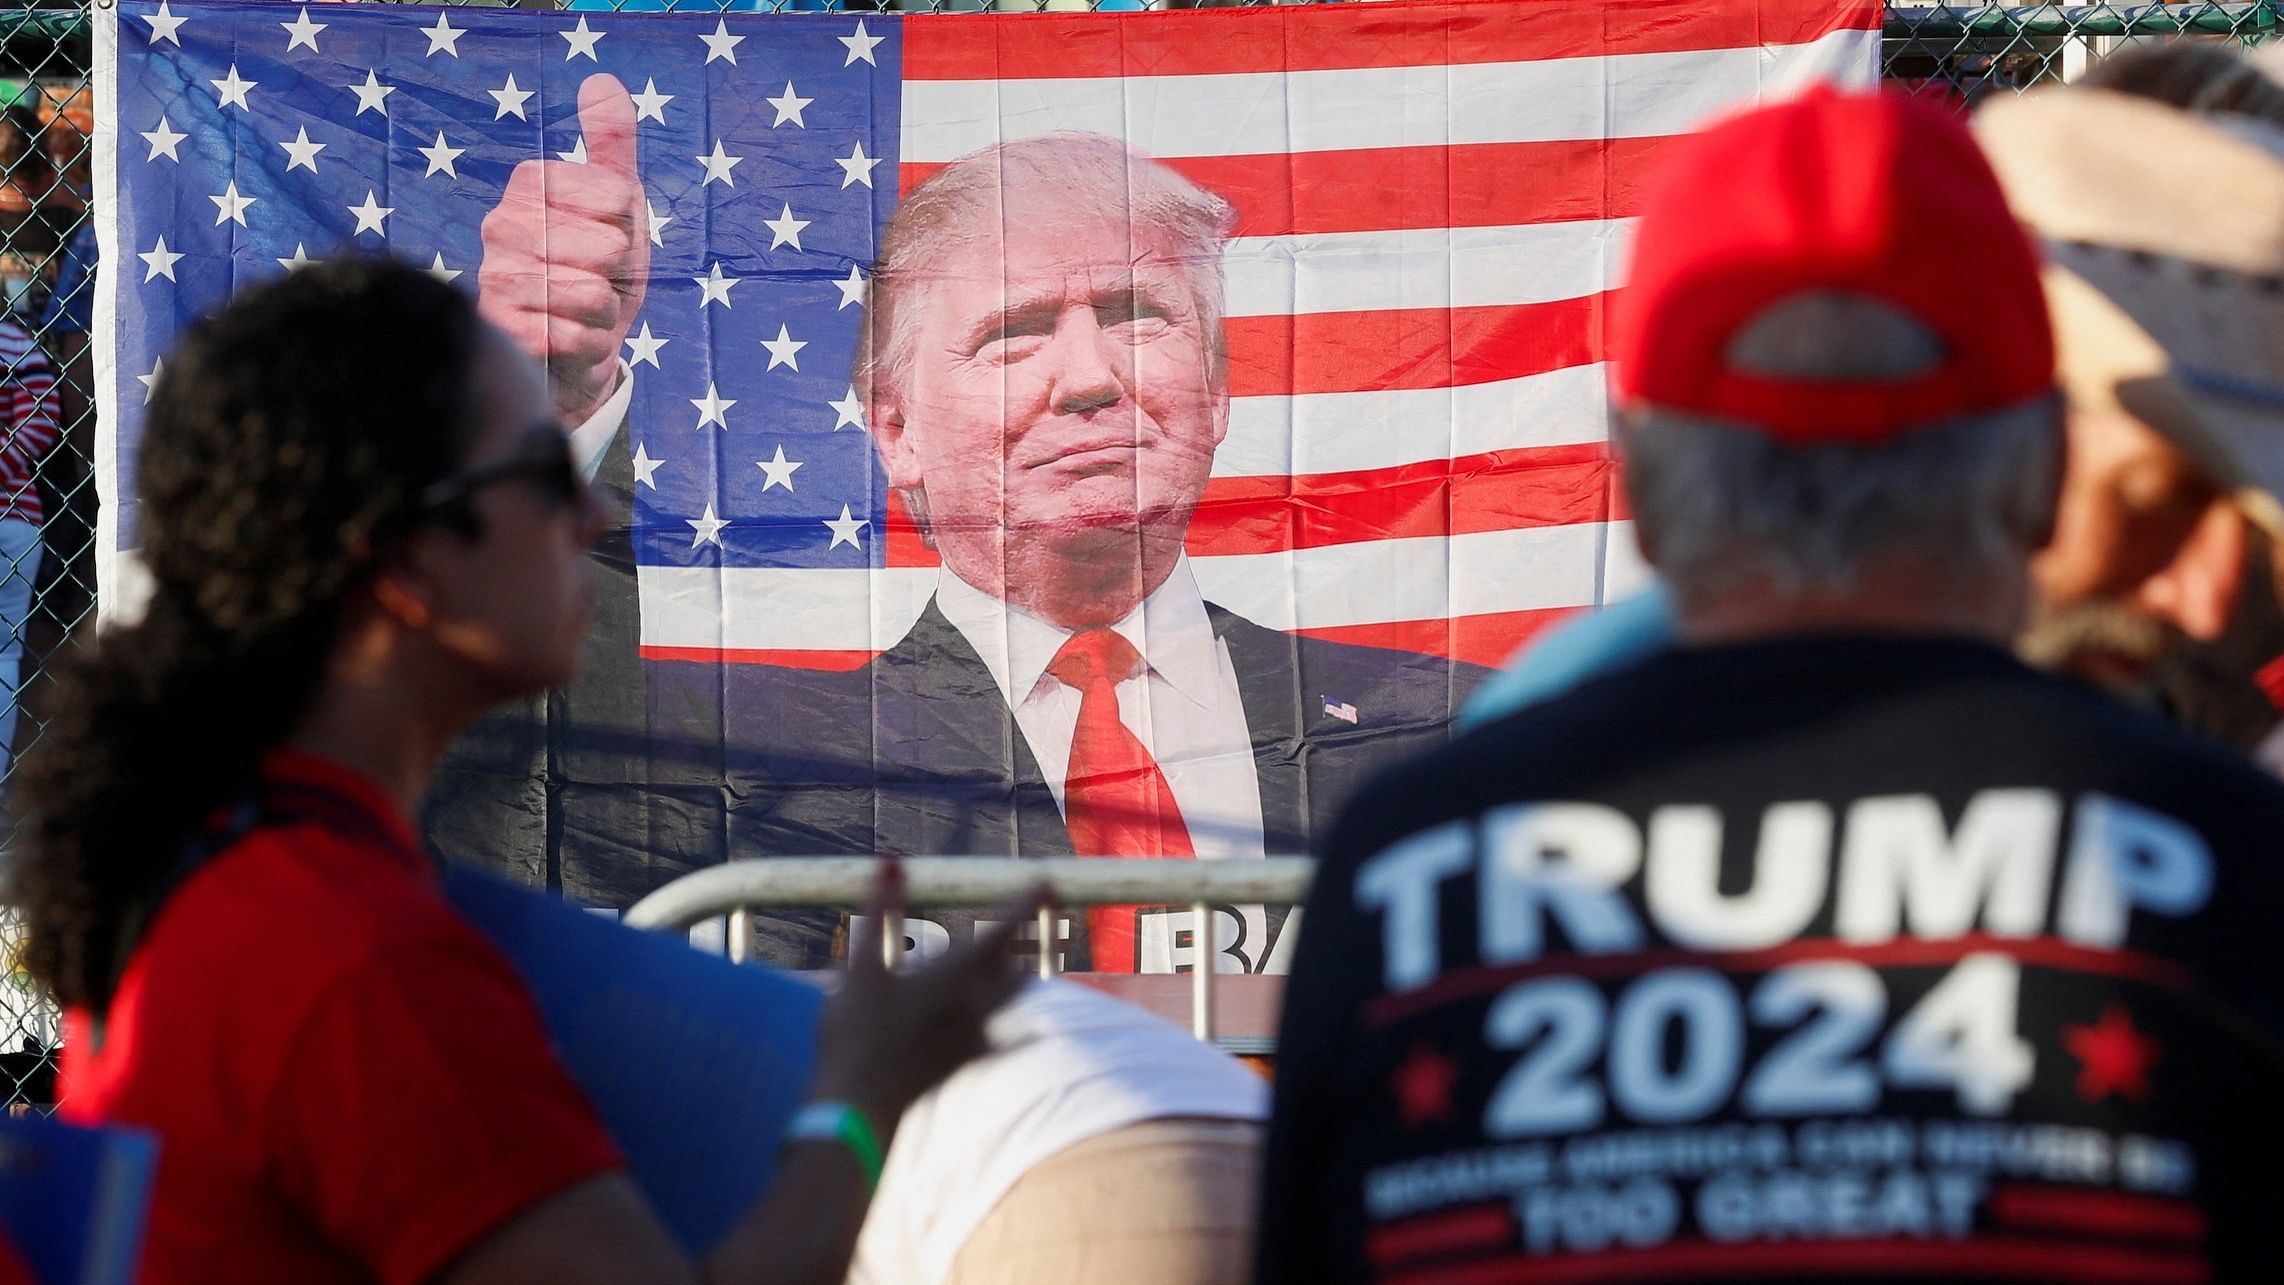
{"left": 847, "top": 980, "right": 1269, "bottom": 1285}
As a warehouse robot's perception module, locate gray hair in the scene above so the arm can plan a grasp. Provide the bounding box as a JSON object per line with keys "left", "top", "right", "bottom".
{"left": 1621, "top": 293, "right": 2062, "bottom": 604}
{"left": 853, "top": 132, "right": 1238, "bottom": 406}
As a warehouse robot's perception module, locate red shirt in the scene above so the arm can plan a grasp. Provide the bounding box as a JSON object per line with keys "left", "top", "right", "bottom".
{"left": 59, "top": 752, "right": 622, "bottom": 1285}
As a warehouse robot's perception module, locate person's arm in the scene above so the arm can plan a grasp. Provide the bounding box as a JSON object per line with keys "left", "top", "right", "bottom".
{"left": 432, "top": 872, "right": 1044, "bottom": 1285}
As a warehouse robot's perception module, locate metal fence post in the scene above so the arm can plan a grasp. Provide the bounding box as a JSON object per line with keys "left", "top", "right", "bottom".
{"left": 728, "top": 908, "right": 755, "bottom": 964}
{"left": 1190, "top": 899, "right": 1213, "bottom": 1042}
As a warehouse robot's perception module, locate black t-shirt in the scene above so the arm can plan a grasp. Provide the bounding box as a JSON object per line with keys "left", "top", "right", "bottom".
{"left": 1259, "top": 634, "right": 2284, "bottom": 1284}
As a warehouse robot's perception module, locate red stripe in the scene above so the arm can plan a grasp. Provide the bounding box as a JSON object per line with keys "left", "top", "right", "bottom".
{"left": 640, "top": 645, "right": 878, "bottom": 672}
{"left": 1296, "top": 607, "right": 1578, "bottom": 670}
{"left": 1385, "top": 1237, "right": 2208, "bottom": 1285}
{"left": 1366, "top": 1205, "right": 1513, "bottom": 1269}
{"left": 1187, "top": 444, "right": 1624, "bottom": 557}
{"left": 901, "top": 0, "right": 1881, "bottom": 82}
{"left": 903, "top": 136, "right": 1675, "bottom": 237}
{"left": 884, "top": 489, "right": 936, "bottom": 568}
{"left": 1226, "top": 296, "right": 1607, "bottom": 399}
{"left": 1366, "top": 933, "right": 2201, "bottom": 1029}
{"left": 1991, "top": 1186, "right": 2209, "bottom": 1245}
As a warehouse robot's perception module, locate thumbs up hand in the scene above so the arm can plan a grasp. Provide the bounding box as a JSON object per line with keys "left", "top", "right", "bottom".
{"left": 478, "top": 73, "right": 651, "bottom": 428}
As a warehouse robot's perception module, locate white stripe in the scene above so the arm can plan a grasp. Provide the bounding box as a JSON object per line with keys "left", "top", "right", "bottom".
{"left": 639, "top": 565, "right": 939, "bottom": 652}
{"left": 93, "top": 3, "right": 125, "bottom": 620}
{"left": 637, "top": 522, "right": 1649, "bottom": 650}
{"left": 902, "top": 30, "right": 1878, "bottom": 163}
{"left": 1221, "top": 219, "right": 1632, "bottom": 318}
{"left": 1213, "top": 363, "right": 1612, "bottom": 479}
{"left": 1191, "top": 523, "right": 1648, "bottom": 631}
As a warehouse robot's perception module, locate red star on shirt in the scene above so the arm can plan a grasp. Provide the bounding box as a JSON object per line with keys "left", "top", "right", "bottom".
{"left": 1391, "top": 1045, "right": 1460, "bottom": 1127}
{"left": 2064, "top": 1005, "right": 2162, "bottom": 1103}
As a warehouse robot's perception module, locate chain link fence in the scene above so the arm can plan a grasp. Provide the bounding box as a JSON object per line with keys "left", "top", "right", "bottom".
{"left": 0, "top": 0, "right": 2269, "bottom": 1113}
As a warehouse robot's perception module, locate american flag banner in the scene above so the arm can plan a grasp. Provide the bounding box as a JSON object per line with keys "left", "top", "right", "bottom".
{"left": 98, "top": 0, "right": 1878, "bottom": 663}
{"left": 97, "top": 0, "right": 1879, "bottom": 958}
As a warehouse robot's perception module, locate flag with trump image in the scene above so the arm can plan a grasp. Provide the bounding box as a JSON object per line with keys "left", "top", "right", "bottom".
{"left": 97, "top": 0, "right": 1879, "bottom": 972}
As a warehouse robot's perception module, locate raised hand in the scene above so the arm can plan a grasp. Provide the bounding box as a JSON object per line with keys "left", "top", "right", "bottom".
{"left": 808, "top": 865, "right": 1050, "bottom": 1141}
{"left": 478, "top": 73, "right": 651, "bottom": 428}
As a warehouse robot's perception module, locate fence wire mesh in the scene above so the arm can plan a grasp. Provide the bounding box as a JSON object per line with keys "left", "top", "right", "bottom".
{"left": 0, "top": 0, "right": 2269, "bottom": 1113}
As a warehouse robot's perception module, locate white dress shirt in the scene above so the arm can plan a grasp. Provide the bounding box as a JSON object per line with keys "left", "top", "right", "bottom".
{"left": 570, "top": 360, "right": 636, "bottom": 483}
{"left": 934, "top": 557, "right": 1276, "bottom": 973}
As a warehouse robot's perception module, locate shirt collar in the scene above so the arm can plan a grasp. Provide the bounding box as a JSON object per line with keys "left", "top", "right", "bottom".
{"left": 257, "top": 748, "right": 428, "bottom": 874}
{"left": 932, "top": 555, "right": 1225, "bottom": 711}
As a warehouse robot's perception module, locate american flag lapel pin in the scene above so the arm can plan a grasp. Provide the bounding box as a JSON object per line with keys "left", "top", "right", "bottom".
{"left": 1323, "top": 697, "right": 1359, "bottom": 724}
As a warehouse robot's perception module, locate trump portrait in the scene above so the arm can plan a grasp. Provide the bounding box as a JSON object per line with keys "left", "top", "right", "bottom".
{"left": 442, "top": 78, "right": 1487, "bottom": 973}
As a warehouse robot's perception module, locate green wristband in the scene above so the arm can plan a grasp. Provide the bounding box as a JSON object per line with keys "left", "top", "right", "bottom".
{"left": 783, "top": 1100, "right": 886, "bottom": 1192}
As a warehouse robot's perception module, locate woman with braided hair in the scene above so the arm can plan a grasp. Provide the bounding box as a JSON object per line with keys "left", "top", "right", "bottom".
{"left": 14, "top": 258, "right": 1040, "bottom": 1285}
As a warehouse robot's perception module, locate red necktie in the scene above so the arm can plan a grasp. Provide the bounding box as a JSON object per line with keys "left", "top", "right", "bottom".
{"left": 1046, "top": 628, "right": 1196, "bottom": 972}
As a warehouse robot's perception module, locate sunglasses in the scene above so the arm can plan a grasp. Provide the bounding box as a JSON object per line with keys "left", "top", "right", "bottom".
{"left": 416, "top": 424, "right": 584, "bottom": 519}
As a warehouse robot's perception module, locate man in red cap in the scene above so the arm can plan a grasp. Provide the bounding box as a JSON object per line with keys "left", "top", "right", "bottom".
{"left": 1256, "top": 87, "right": 2284, "bottom": 1283}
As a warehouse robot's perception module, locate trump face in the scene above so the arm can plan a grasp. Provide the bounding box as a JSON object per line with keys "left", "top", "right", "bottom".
{"left": 864, "top": 134, "right": 1236, "bottom": 630}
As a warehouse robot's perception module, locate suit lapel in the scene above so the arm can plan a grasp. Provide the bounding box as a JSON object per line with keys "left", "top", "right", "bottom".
{"left": 1211, "top": 604, "right": 1311, "bottom": 855}
{"left": 869, "top": 599, "right": 1071, "bottom": 856}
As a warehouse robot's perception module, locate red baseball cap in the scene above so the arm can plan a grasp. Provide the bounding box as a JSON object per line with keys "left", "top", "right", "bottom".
{"left": 1611, "top": 86, "right": 2054, "bottom": 445}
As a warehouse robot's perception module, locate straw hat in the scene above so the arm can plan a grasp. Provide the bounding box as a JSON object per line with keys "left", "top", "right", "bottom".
{"left": 1976, "top": 88, "right": 2284, "bottom": 538}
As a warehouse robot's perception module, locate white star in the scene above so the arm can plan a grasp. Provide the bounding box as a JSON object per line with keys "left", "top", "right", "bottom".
{"left": 829, "top": 385, "right": 865, "bottom": 430}
{"left": 422, "top": 13, "right": 464, "bottom": 57}
{"left": 825, "top": 504, "right": 869, "bottom": 550}
{"left": 560, "top": 16, "right": 604, "bottom": 61}
{"left": 347, "top": 189, "right": 393, "bottom": 237}
{"left": 491, "top": 75, "right": 534, "bottom": 121}
{"left": 137, "top": 356, "right": 164, "bottom": 404}
{"left": 278, "top": 126, "right": 325, "bottom": 173}
{"left": 558, "top": 137, "right": 588, "bottom": 165}
{"left": 646, "top": 197, "right": 672, "bottom": 248}
{"left": 419, "top": 132, "right": 465, "bottom": 179}
{"left": 836, "top": 141, "right": 880, "bottom": 189}
{"left": 687, "top": 503, "right": 730, "bottom": 549}
{"left": 694, "top": 261, "right": 738, "bottom": 309}
{"left": 139, "top": 236, "right": 183, "bottom": 283}
{"left": 630, "top": 78, "right": 674, "bottom": 124}
{"left": 351, "top": 70, "right": 394, "bottom": 117}
{"left": 141, "top": 116, "right": 186, "bottom": 163}
{"left": 700, "top": 18, "right": 744, "bottom": 65}
{"left": 281, "top": 7, "right": 325, "bottom": 53}
{"left": 277, "top": 242, "right": 319, "bottom": 272}
{"left": 143, "top": 1, "right": 185, "bottom": 46}
{"left": 209, "top": 180, "right": 255, "bottom": 227}
{"left": 211, "top": 64, "right": 256, "bottom": 112}
{"left": 630, "top": 442, "right": 664, "bottom": 489}
{"left": 625, "top": 321, "right": 667, "bottom": 369}
{"left": 697, "top": 140, "right": 742, "bottom": 187}
{"left": 761, "top": 324, "right": 807, "bottom": 372}
{"left": 756, "top": 445, "right": 803, "bottom": 493}
{"left": 426, "top": 252, "right": 462, "bottom": 284}
{"left": 763, "top": 205, "right": 810, "bottom": 251}
{"left": 833, "top": 263, "right": 867, "bottom": 311}
{"left": 767, "top": 82, "right": 812, "bottom": 128}
{"left": 691, "top": 383, "right": 736, "bottom": 429}
{"left": 840, "top": 21, "right": 883, "bottom": 67}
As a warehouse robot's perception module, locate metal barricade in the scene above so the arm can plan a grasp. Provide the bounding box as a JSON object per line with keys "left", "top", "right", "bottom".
{"left": 624, "top": 856, "right": 1316, "bottom": 1043}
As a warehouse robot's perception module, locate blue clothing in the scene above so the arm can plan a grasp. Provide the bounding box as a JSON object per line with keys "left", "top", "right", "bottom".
{"left": 1456, "top": 584, "right": 1678, "bottom": 729}
{"left": 37, "top": 222, "right": 94, "bottom": 337}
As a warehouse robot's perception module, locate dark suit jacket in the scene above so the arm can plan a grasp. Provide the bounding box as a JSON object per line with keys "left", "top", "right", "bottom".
{"left": 670, "top": 595, "right": 1491, "bottom": 966}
